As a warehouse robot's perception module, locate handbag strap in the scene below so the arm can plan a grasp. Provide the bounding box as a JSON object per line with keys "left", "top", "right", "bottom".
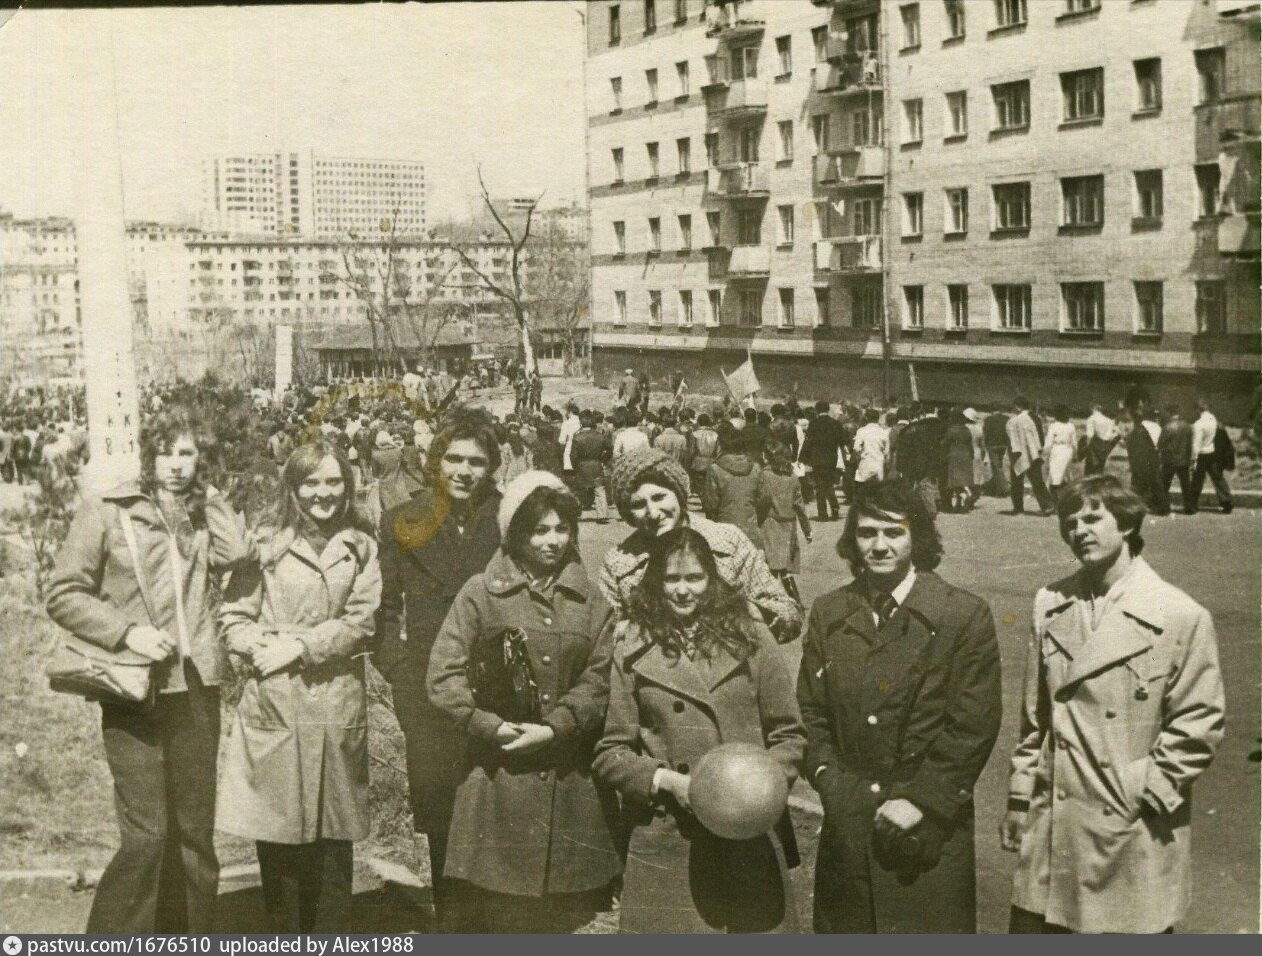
{"left": 117, "top": 504, "right": 159, "bottom": 629}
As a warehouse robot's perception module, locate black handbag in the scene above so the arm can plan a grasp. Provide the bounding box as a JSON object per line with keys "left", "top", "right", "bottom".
{"left": 468, "top": 626, "right": 543, "bottom": 723}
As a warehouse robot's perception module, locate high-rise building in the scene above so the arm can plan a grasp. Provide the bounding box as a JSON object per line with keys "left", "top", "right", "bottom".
{"left": 201, "top": 151, "right": 426, "bottom": 239}
{"left": 584, "top": 0, "right": 1259, "bottom": 414}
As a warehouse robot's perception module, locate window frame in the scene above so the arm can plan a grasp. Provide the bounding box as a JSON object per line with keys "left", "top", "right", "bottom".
{"left": 648, "top": 288, "right": 662, "bottom": 325}
{"left": 902, "top": 285, "right": 925, "bottom": 329}
{"left": 945, "top": 0, "right": 966, "bottom": 40}
{"left": 776, "top": 35, "right": 793, "bottom": 77}
{"left": 613, "top": 219, "right": 626, "bottom": 255}
{"left": 903, "top": 192, "right": 924, "bottom": 237}
{"left": 1060, "top": 174, "right": 1105, "bottom": 228}
{"left": 994, "top": 0, "right": 1028, "bottom": 29}
{"left": 854, "top": 198, "right": 882, "bottom": 236}
{"left": 993, "top": 283, "right": 1032, "bottom": 330}
{"left": 1195, "top": 280, "right": 1225, "bottom": 334}
{"left": 648, "top": 216, "right": 662, "bottom": 253}
{"left": 612, "top": 147, "right": 625, "bottom": 184}
{"left": 678, "top": 213, "right": 693, "bottom": 251}
{"left": 679, "top": 289, "right": 694, "bottom": 327}
{"left": 1133, "top": 58, "right": 1162, "bottom": 113}
{"left": 1061, "top": 67, "right": 1105, "bottom": 122}
{"left": 676, "top": 60, "right": 691, "bottom": 97}
{"left": 778, "top": 287, "right": 796, "bottom": 328}
{"left": 646, "top": 141, "right": 660, "bottom": 179}
{"left": 777, "top": 120, "right": 795, "bottom": 162}
{"left": 946, "top": 90, "right": 968, "bottom": 138}
{"left": 614, "top": 288, "right": 627, "bottom": 324}
{"left": 1133, "top": 280, "right": 1163, "bottom": 335}
{"left": 677, "top": 137, "right": 692, "bottom": 175}
{"left": 945, "top": 187, "right": 969, "bottom": 234}
{"left": 992, "top": 80, "right": 1030, "bottom": 131}
{"left": 992, "top": 181, "right": 1031, "bottom": 231}
{"left": 1133, "top": 169, "right": 1163, "bottom": 222}
{"left": 777, "top": 204, "right": 796, "bottom": 246}
{"left": 947, "top": 284, "right": 969, "bottom": 330}
{"left": 707, "top": 288, "right": 723, "bottom": 327}
{"left": 903, "top": 98, "right": 924, "bottom": 144}
{"left": 1061, "top": 281, "right": 1105, "bottom": 333}
{"left": 900, "top": 4, "right": 922, "bottom": 50}
{"left": 740, "top": 288, "right": 763, "bottom": 326}
{"left": 609, "top": 5, "right": 621, "bottom": 45}
{"left": 646, "top": 68, "right": 659, "bottom": 105}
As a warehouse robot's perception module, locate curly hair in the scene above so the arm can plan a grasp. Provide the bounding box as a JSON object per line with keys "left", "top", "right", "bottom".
{"left": 837, "top": 479, "right": 943, "bottom": 578}
{"left": 424, "top": 404, "right": 502, "bottom": 491}
{"left": 139, "top": 405, "right": 217, "bottom": 527}
{"left": 627, "top": 527, "right": 761, "bottom": 662}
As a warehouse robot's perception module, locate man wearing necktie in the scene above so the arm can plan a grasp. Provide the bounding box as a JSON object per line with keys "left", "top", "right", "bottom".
{"left": 797, "top": 480, "right": 1002, "bottom": 933}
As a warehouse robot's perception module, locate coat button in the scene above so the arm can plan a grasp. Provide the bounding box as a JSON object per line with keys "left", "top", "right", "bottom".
{"left": 541, "top": 693, "right": 551, "bottom": 703}
{"left": 539, "top": 771, "right": 549, "bottom": 781}
{"left": 1057, "top": 790, "right": 1068, "bottom": 801}
{"left": 676, "top": 762, "right": 689, "bottom": 773}
{"left": 673, "top": 701, "right": 685, "bottom": 713}
{"left": 543, "top": 617, "right": 552, "bottom": 625}
{"left": 541, "top": 655, "right": 552, "bottom": 665}
{"left": 1099, "top": 759, "right": 1111, "bottom": 769}
{"left": 869, "top": 782, "right": 881, "bottom": 794}
{"left": 867, "top": 714, "right": 878, "bottom": 726}
{"left": 1105, "top": 710, "right": 1117, "bottom": 719}
{"left": 1057, "top": 738, "right": 1069, "bottom": 750}
{"left": 1102, "top": 806, "right": 1113, "bottom": 816}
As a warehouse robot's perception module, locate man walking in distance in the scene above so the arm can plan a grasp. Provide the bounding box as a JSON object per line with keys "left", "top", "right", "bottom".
{"left": 1083, "top": 403, "right": 1120, "bottom": 475}
{"left": 1005, "top": 397, "right": 1053, "bottom": 515}
{"left": 982, "top": 408, "right": 1010, "bottom": 497}
{"left": 1186, "top": 398, "right": 1233, "bottom": 514}
{"left": 1001, "top": 475, "right": 1225, "bottom": 933}
{"left": 1158, "top": 405, "right": 1193, "bottom": 510}
{"left": 801, "top": 401, "right": 842, "bottom": 521}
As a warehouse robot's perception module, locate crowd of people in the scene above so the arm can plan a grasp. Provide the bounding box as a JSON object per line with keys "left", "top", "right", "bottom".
{"left": 34, "top": 365, "right": 1235, "bottom": 937}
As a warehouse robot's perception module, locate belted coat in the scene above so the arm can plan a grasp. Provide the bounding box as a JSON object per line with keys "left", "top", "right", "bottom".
{"left": 594, "top": 621, "right": 806, "bottom": 933}
{"left": 216, "top": 526, "right": 381, "bottom": 844}
{"left": 1007, "top": 558, "right": 1225, "bottom": 933}
{"left": 426, "top": 551, "right": 622, "bottom": 897}
{"left": 797, "top": 572, "right": 1002, "bottom": 933}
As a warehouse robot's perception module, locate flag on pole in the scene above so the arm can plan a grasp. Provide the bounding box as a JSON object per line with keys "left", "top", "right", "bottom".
{"left": 724, "top": 353, "right": 761, "bottom": 403}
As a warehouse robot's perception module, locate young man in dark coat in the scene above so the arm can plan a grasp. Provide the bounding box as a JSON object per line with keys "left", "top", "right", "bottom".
{"left": 800, "top": 401, "right": 843, "bottom": 521}
{"left": 797, "top": 479, "right": 1002, "bottom": 933}
{"left": 373, "top": 408, "right": 503, "bottom": 931}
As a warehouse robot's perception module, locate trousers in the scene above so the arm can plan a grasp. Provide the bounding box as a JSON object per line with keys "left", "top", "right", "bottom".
{"left": 1187, "top": 453, "right": 1233, "bottom": 513}
{"left": 256, "top": 839, "right": 353, "bottom": 933}
{"left": 88, "top": 665, "right": 220, "bottom": 934}
{"left": 812, "top": 466, "right": 839, "bottom": 519}
{"left": 1010, "top": 461, "right": 1053, "bottom": 513}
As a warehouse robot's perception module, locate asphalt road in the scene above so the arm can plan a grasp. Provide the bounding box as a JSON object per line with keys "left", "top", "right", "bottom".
{"left": 573, "top": 493, "right": 1261, "bottom": 934}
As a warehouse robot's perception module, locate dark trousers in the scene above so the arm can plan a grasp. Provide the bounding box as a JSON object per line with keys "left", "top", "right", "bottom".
{"left": 986, "top": 447, "right": 1009, "bottom": 496}
{"left": 1010, "top": 461, "right": 1053, "bottom": 513}
{"left": 1009, "top": 906, "right": 1173, "bottom": 934}
{"left": 812, "top": 465, "right": 839, "bottom": 519}
{"left": 1084, "top": 437, "right": 1118, "bottom": 476}
{"left": 1187, "top": 453, "right": 1233, "bottom": 513}
{"left": 256, "top": 839, "right": 353, "bottom": 934}
{"left": 88, "top": 666, "right": 220, "bottom": 934}
{"left": 1132, "top": 463, "right": 1170, "bottom": 516}
{"left": 1161, "top": 462, "right": 1191, "bottom": 507}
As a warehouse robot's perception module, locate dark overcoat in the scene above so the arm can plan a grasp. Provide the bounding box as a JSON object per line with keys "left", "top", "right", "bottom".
{"left": 594, "top": 622, "right": 806, "bottom": 934}
{"left": 373, "top": 486, "right": 502, "bottom": 834}
{"left": 426, "top": 550, "right": 622, "bottom": 896}
{"left": 797, "top": 572, "right": 1002, "bottom": 933}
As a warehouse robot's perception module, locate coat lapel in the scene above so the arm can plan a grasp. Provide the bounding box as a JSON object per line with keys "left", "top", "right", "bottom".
{"left": 1052, "top": 561, "right": 1164, "bottom": 692}
{"left": 629, "top": 641, "right": 716, "bottom": 713}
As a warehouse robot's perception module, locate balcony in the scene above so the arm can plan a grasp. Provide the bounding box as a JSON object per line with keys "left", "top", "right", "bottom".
{"left": 707, "top": 79, "right": 768, "bottom": 117}
{"left": 1219, "top": 212, "right": 1261, "bottom": 257}
{"left": 1194, "top": 95, "right": 1262, "bottom": 159}
{"left": 815, "top": 147, "right": 885, "bottom": 186}
{"left": 728, "top": 244, "right": 771, "bottom": 277}
{"left": 705, "top": 0, "right": 766, "bottom": 41}
{"left": 701, "top": 54, "right": 730, "bottom": 90}
{"left": 707, "top": 162, "right": 770, "bottom": 199}
{"left": 813, "top": 236, "right": 882, "bottom": 272}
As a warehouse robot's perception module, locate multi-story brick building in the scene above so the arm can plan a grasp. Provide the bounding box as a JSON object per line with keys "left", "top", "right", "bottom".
{"left": 585, "top": 0, "right": 1259, "bottom": 415}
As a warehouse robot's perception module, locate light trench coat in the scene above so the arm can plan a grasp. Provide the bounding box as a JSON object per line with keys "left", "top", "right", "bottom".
{"left": 1007, "top": 558, "right": 1225, "bottom": 933}
{"left": 217, "top": 526, "right": 382, "bottom": 844}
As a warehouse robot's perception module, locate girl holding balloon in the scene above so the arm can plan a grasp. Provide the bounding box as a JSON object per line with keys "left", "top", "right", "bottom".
{"left": 594, "top": 527, "right": 805, "bottom": 934}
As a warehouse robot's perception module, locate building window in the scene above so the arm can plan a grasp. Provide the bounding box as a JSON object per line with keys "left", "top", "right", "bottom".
{"left": 737, "top": 208, "right": 762, "bottom": 246}
{"left": 852, "top": 284, "right": 883, "bottom": 329}
{"left": 647, "top": 141, "right": 660, "bottom": 179}
{"left": 649, "top": 289, "right": 662, "bottom": 325}
{"left": 992, "top": 80, "right": 1030, "bottom": 130}
{"left": 646, "top": 68, "right": 659, "bottom": 105}
{"left": 1196, "top": 281, "right": 1225, "bottom": 333}
{"left": 1061, "top": 68, "right": 1104, "bottom": 121}
{"left": 1134, "top": 169, "right": 1163, "bottom": 221}
{"left": 705, "top": 132, "right": 720, "bottom": 168}
{"left": 815, "top": 287, "right": 830, "bottom": 326}
{"left": 777, "top": 288, "right": 796, "bottom": 327}
{"left": 738, "top": 125, "right": 761, "bottom": 163}
{"left": 903, "top": 193, "right": 924, "bottom": 236}
{"left": 777, "top": 120, "right": 794, "bottom": 162}
{"left": 778, "top": 205, "right": 795, "bottom": 245}
{"left": 1195, "top": 48, "right": 1225, "bottom": 104}
{"left": 1061, "top": 175, "right": 1104, "bottom": 227}
{"left": 614, "top": 289, "right": 627, "bottom": 324}
{"left": 812, "top": 114, "right": 831, "bottom": 154}
{"left": 1134, "top": 58, "right": 1162, "bottom": 112}
{"left": 613, "top": 220, "right": 626, "bottom": 255}
{"left": 1062, "top": 282, "right": 1104, "bottom": 332}
{"left": 644, "top": 0, "right": 656, "bottom": 34}
{"left": 609, "top": 6, "right": 621, "bottom": 45}
{"left": 1195, "top": 163, "right": 1221, "bottom": 217}
{"left": 732, "top": 45, "right": 759, "bottom": 81}
{"left": 776, "top": 35, "right": 792, "bottom": 77}
{"left": 675, "top": 0, "right": 687, "bottom": 25}
{"left": 676, "top": 60, "right": 690, "bottom": 96}
{"left": 1134, "top": 281, "right": 1163, "bottom": 334}
{"left": 903, "top": 99, "right": 924, "bottom": 144}
{"left": 994, "top": 0, "right": 1027, "bottom": 28}
{"left": 707, "top": 211, "right": 722, "bottom": 246}
{"left": 649, "top": 217, "right": 662, "bottom": 252}
{"left": 902, "top": 286, "right": 924, "bottom": 328}
{"left": 945, "top": 0, "right": 966, "bottom": 39}
{"left": 993, "top": 284, "right": 1032, "bottom": 330}
{"left": 1065, "top": 0, "right": 1099, "bottom": 11}
{"left": 812, "top": 25, "right": 828, "bottom": 64}
{"left": 947, "top": 284, "right": 969, "bottom": 329}
{"left": 610, "top": 76, "right": 623, "bottom": 112}
{"left": 707, "top": 288, "right": 722, "bottom": 326}
{"left": 740, "top": 289, "right": 763, "bottom": 326}
{"left": 901, "top": 4, "right": 921, "bottom": 48}
{"left": 677, "top": 137, "right": 692, "bottom": 174}
{"left": 679, "top": 289, "right": 694, "bottom": 326}
{"left": 945, "top": 187, "right": 969, "bottom": 233}
{"left": 853, "top": 104, "right": 884, "bottom": 146}
{"left": 854, "top": 198, "right": 882, "bottom": 236}
{"left": 992, "top": 182, "right": 1031, "bottom": 230}
{"left": 612, "top": 147, "right": 625, "bottom": 183}
{"left": 945, "top": 91, "right": 968, "bottom": 137}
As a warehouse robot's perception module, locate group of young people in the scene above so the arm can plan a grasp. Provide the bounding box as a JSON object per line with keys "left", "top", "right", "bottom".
{"left": 45, "top": 395, "right": 1226, "bottom": 935}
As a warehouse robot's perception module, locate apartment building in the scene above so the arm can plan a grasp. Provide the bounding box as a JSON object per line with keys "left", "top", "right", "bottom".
{"left": 201, "top": 151, "right": 427, "bottom": 239}
{"left": 586, "top": 0, "right": 1259, "bottom": 414}
{"left": 0, "top": 213, "right": 81, "bottom": 384}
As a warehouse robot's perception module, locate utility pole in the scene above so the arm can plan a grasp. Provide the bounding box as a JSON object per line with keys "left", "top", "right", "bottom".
{"left": 878, "top": 0, "right": 893, "bottom": 407}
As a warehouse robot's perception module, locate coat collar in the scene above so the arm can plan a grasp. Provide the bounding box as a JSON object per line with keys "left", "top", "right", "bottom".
{"left": 624, "top": 634, "right": 736, "bottom": 710}
{"left": 483, "top": 549, "right": 590, "bottom": 603}
{"left": 261, "top": 525, "right": 365, "bottom": 572}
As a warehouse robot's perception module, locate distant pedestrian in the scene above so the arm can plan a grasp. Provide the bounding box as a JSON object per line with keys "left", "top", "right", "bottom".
{"left": 757, "top": 442, "right": 812, "bottom": 605}
{"left": 982, "top": 409, "right": 1010, "bottom": 497}
{"left": 1083, "top": 403, "right": 1120, "bottom": 475}
{"left": 801, "top": 401, "right": 842, "bottom": 521}
{"left": 1006, "top": 397, "right": 1053, "bottom": 515}
{"left": 1042, "top": 405, "right": 1078, "bottom": 498}
{"left": 942, "top": 409, "right": 975, "bottom": 512}
{"left": 1158, "top": 406, "right": 1193, "bottom": 508}
{"left": 1186, "top": 398, "right": 1233, "bottom": 514}
{"left": 1126, "top": 403, "right": 1169, "bottom": 516}
{"left": 852, "top": 409, "right": 889, "bottom": 485}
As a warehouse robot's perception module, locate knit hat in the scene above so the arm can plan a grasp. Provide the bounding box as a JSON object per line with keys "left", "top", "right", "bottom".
{"left": 610, "top": 445, "right": 691, "bottom": 524}
{"left": 498, "top": 470, "right": 572, "bottom": 537}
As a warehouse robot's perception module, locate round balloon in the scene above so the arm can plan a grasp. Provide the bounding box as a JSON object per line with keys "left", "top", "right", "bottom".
{"left": 689, "top": 742, "right": 789, "bottom": 841}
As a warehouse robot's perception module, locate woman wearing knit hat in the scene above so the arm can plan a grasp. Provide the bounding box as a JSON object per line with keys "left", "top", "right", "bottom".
{"left": 427, "top": 471, "right": 621, "bottom": 931}
{"left": 597, "top": 444, "right": 803, "bottom": 643}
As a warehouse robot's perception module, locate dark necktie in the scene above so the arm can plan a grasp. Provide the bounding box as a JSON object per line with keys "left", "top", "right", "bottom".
{"left": 874, "top": 593, "right": 898, "bottom": 629}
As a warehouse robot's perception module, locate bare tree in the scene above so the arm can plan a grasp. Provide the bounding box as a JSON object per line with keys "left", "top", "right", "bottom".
{"left": 525, "top": 217, "right": 589, "bottom": 375}
{"left": 447, "top": 168, "right": 541, "bottom": 374}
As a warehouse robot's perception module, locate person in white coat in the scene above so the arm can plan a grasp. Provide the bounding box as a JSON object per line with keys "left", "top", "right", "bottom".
{"left": 1005, "top": 397, "right": 1053, "bottom": 515}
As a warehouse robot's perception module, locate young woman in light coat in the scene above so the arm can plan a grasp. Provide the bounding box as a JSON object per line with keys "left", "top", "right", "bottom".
{"left": 217, "top": 439, "right": 381, "bottom": 933}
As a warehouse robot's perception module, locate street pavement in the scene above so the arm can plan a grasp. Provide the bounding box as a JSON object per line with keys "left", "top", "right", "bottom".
{"left": 574, "top": 492, "right": 1261, "bottom": 934}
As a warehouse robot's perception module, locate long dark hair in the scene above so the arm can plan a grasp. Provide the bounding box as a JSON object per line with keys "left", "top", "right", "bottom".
{"left": 502, "top": 486, "right": 581, "bottom": 569}
{"left": 139, "top": 406, "right": 215, "bottom": 527}
{"left": 275, "top": 439, "right": 371, "bottom": 535}
{"left": 837, "top": 479, "right": 943, "bottom": 579}
{"left": 627, "top": 527, "right": 760, "bottom": 662}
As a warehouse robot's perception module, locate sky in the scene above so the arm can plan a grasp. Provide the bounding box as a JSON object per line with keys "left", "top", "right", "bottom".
{"left": 0, "top": 3, "right": 588, "bottom": 225}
